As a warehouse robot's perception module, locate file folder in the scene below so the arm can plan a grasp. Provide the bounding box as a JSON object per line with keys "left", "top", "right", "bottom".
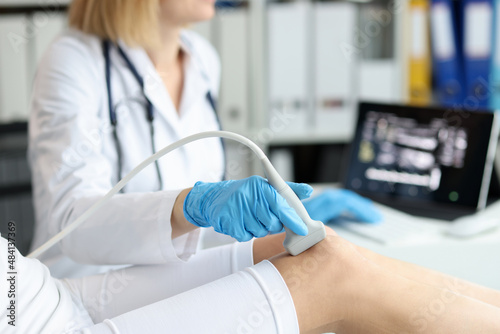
{"left": 31, "top": 12, "right": 67, "bottom": 80}
{"left": 214, "top": 7, "right": 249, "bottom": 134}
{"left": 357, "top": 2, "right": 402, "bottom": 104}
{"left": 223, "top": 141, "right": 251, "bottom": 180}
{"left": 313, "top": 1, "right": 357, "bottom": 140}
{"left": 268, "top": 2, "right": 311, "bottom": 134}
{"left": 408, "top": 0, "right": 432, "bottom": 105}
{"left": 190, "top": 20, "right": 213, "bottom": 43}
{"left": 462, "top": 0, "right": 494, "bottom": 109}
{"left": 430, "top": 0, "right": 465, "bottom": 107}
{"left": 269, "top": 148, "right": 294, "bottom": 183}
{"left": 358, "top": 60, "right": 399, "bottom": 102}
{"left": 0, "top": 15, "right": 29, "bottom": 122}
{"left": 490, "top": 0, "right": 500, "bottom": 110}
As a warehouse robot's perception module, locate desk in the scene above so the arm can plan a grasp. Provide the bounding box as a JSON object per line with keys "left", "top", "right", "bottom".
{"left": 305, "top": 183, "right": 500, "bottom": 290}
{"left": 334, "top": 221, "right": 500, "bottom": 290}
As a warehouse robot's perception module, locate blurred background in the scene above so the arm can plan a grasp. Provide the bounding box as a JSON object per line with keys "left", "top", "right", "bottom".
{"left": 1, "top": 0, "right": 500, "bottom": 252}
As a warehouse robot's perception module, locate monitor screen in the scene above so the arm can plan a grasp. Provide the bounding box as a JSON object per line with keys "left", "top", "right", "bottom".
{"left": 344, "top": 102, "right": 498, "bottom": 209}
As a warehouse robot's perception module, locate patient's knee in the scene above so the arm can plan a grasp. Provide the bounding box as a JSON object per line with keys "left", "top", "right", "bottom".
{"left": 276, "top": 235, "right": 356, "bottom": 294}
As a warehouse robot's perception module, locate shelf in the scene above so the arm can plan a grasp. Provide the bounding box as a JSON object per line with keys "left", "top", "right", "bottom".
{"left": 0, "top": 1, "right": 68, "bottom": 15}
{"left": 268, "top": 131, "right": 353, "bottom": 146}
{"left": 0, "top": 0, "right": 70, "bottom": 7}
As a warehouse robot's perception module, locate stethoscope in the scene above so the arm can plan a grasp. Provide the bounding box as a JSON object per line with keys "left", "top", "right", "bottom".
{"left": 102, "top": 40, "right": 223, "bottom": 190}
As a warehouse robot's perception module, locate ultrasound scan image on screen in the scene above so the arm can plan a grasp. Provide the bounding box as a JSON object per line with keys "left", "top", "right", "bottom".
{"left": 345, "top": 103, "right": 497, "bottom": 209}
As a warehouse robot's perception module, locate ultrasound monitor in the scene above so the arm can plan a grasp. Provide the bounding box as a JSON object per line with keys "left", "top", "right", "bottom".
{"left": 344, "top": 102, "right": 499, "bottom": 220}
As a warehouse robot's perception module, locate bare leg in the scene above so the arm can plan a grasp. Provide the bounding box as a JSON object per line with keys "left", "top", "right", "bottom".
{"left": 253, "top": 232, "right": 288, "bottom": 263}
{"left": 254, "top": 228, "right": 500, "bottom": 308}
{"left": 355, "top": 245, "right": 500, "bottom": 308}
{"left": 269, "top": 230, "right": 500, "bottom": 333}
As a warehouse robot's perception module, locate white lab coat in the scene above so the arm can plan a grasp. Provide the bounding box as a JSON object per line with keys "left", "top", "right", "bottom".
{"left": 28, "top": 28, "right": 225, "bottom": 277}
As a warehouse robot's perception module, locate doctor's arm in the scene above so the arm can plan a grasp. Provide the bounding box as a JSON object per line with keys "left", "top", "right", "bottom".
{"left": 170, "top": 188, "right": 195, "bottom": 239}
{"left": 29, "top": 36, "right": 203, "bottom": 265}
{"left": 302, "top": 189, "right": 382, "bottom": 224}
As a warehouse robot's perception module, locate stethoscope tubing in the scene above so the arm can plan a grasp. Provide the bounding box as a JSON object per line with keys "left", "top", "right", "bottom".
{"left": 102, "top": 40, "right": 225, "bottom": 190}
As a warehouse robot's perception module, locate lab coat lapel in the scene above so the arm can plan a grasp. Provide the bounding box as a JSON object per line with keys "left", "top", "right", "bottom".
{"left": 117, "top": 40, "right": 181, "bottom": 135}
{"left": 179, "top": 50, "right": 211, "bottom": 119}
{"left": 178, "top": 32, "right": 212, "bottom": 120}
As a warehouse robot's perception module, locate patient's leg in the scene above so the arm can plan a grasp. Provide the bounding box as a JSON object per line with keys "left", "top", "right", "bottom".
{"left": 270, "top": 231, "right": 500, "bottom": 333}
{"left": 354, "top": 244, "right": 500, "bottom": 308}
{"left": 254, "top": 229, "right": 500, "bottom": 309}
{"left": 69, "top": 232, "right": 499, "bottom": 333}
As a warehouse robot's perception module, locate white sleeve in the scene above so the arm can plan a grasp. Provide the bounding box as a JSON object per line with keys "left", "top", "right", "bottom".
{"left": 0, "top": 237, "right": 94, "bottom": 334}
{"left": 28, "top": 33, "right": 198, "bottom": 265}
{"left": 63, "top": 240, "right": 255, "bottom": 322}
{"left": 80, "top": 261, "right": 299, "bottom": 334}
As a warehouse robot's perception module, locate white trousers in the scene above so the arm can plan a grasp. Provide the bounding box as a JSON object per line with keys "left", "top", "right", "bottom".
{"left": 80, "top": 260, "right": 298, "bottom": 334}
{"left": 0, "top": 237, "right": 299, "bottom": 333}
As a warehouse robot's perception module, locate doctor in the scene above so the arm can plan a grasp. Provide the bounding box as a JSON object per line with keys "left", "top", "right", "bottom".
{"left": 29, "top": 0, "right": 380, "bottom": 278}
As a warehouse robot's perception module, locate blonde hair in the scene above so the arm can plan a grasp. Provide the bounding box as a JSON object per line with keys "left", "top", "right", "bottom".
{"left": 68, "top": 0, "right": 160, "bottom": 48}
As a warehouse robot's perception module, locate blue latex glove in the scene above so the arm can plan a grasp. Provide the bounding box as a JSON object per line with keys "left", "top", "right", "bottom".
{"left": 302, "top": 189, "right": 383, "bottom": 224}
{"left": 183, "top": 176, "right": 313, "bottom": 242}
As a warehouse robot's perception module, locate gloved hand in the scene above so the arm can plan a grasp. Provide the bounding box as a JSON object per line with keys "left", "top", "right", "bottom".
{"left": 183, "top": 176, "right": 313, "bottom": 242}
{"left": 302, "top": 189, "right": 382, "bottom": 224}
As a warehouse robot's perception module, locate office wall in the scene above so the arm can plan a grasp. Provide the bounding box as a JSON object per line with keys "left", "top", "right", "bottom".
{"left": 0, "top": 0, "right": 405, "bottom": 133}
{"left": 2, "top": 0, "right": 498, "bottom": 182}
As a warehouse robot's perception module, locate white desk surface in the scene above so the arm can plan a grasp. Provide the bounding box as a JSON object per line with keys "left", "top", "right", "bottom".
{"left": 324, "top": 189, "right": 500, "bottom": 290}
{"left": 334, "top": 222, "right": 500, "bottom": 290}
